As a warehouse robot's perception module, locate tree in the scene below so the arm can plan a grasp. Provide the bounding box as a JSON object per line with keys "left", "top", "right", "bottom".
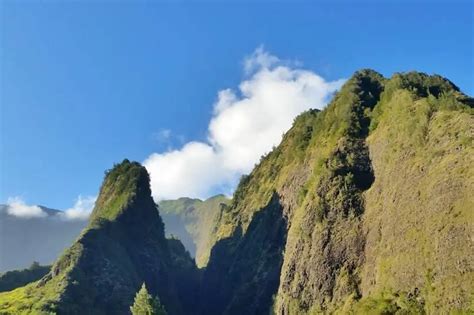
{"left": 130, "top": 283, "right": 167, "bottom": 315}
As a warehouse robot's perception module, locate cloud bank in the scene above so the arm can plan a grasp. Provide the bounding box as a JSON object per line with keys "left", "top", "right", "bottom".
{"left": 6, "top": 197, "right": 47, "bottom": 218}
{"left": 144, "top": 47, "right": 345, "bottom": 200}
{"left": 60, "top": 195, "right": 96, "bottom": 220}
{"left": 4, "top": 195, "right": 95, "bottom": 220}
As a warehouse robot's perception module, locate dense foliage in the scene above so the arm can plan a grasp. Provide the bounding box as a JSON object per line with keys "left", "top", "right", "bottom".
{"left": 130, "top": 283, "right": 167, "bottom": 315}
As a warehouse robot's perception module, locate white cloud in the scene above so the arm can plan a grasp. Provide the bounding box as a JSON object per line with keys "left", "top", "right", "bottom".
{"left": 6, "top": 197, "right": 47, "bottom": 218}
{"left": 243, "top": 46, "right": 280, "bottom": 74}
{"left": 60, "top": 195, "right": 96, "bottom": 220}
{"left": 144, "top": 47, "right": 345, "bottom": 201}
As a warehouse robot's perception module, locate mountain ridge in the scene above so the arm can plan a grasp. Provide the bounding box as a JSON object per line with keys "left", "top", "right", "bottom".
{"left": 1, "top": 70, "right": 472, "bottom": 314}
{"left": 200, "top": 70, "right": 473, "bottom": 314}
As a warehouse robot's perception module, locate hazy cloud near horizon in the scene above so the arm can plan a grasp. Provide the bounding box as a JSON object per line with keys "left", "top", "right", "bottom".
{"left": 144, "top": 47, "right": 345, "bottom": 200}
{"left": 4, "top": 196, "right": 95, "bottom": 220}
{"left": 5, "top": 197, "right": 47, "bottom": 218}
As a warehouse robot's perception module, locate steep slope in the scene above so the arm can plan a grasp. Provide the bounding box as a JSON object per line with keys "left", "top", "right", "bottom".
{"left": 0, "top": 160, "right": 198, "bottom": 315}
{"left": 355, "top": 74, "right": 474, "bottom": 313}
{"left": 201, "top": 70, "right": 473, "bottom": 314}
{"left": 159, "top": 195, "right": 230, "bottom": 267}
{"left": 0, "top": 206, "right": 86, "bottom": 272}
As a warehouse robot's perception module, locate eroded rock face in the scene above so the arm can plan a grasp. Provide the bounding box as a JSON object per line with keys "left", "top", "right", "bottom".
{"left": 200, "top": 70, "right": 473, "bottom": 314}
{"left": 274, "top": 71, "right": 383, "bottom": 314}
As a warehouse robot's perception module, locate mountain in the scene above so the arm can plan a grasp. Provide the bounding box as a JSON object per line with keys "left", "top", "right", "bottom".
{"left": 200, "top": 70, "right": 473, "bottom": 314}
{"left": 159, "top": 195, "right": 230, "bottom": 267}
{"left": 0, "top": 197, "right": 226, "bottom": 272}
{"left": 0, "top": 160, "right": 198, "bottom": 314}
{"left": 0, "top": 262, "right": 50, "bottom": 293}
{"left": 1, "top": 70, "right": 472, "bottom": 314}
{"left": 0, "top": 205, "right": 86, "bottom": 272}
{"left": 0, "top": 184, "right": 229, "bottom": 303}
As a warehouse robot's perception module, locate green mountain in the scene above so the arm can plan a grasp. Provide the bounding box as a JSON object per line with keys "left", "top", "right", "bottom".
{"left": 1, "top": 70, "right": 472, "bottom": 315}
{"left": 0, "top": 160, "right": 198, "bottom": 314}
{"left": 0, "top": 262, "right": 50, "bottom": 293}
{"left": 200, "top": 70, "right": 473, "bottom": 314}
{"left": 0, "top": 196, "right": 226, "bottom": 273}
{"left": 159, "top": 195, "right": 230, "bottom": 267}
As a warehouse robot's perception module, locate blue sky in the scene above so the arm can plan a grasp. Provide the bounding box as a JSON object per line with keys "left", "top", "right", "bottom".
{"left": 1, "top": 1, "right": 472, "bottom": 213}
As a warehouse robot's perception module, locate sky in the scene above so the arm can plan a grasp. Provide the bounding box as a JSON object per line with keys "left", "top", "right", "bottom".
{"left": 1, "top": 1, "right": 472, "bottom": 218}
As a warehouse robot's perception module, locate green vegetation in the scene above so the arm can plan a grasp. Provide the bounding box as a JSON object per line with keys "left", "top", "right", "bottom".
{"left": 0, "top": 262, "right": 50, "bottom": 293}
{"left": 202, "top": 70, "right": 473, "bottom": 314}
{"left": 130, "top": 283, "right": 167, "bottom": 315}
{"left": 89, "top": 159, "right": 151, "bottom": 225}
{"left": 0, "top": 159, "right": 197, "bottom": 315}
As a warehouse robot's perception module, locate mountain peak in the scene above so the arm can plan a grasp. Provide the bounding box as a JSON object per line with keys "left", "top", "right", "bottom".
{"left": 89, "top": 159, "right": 152, "bottom": 225}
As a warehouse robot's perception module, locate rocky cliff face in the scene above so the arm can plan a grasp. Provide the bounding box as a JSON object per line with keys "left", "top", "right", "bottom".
{"left": 201, "top": 70, "right": 473, "bottom": 314}
{"left": 0, "top": 160, "right": 198, "bottom": 315}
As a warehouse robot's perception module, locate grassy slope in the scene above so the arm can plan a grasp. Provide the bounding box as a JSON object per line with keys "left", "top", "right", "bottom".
{"left": 201, "top": 70, "right": 386, "bottom": 315}
{"left": 286, "top": 73, "right": 473, "bottom": 314}
{"left": 0, "top": 264, "right": 50, "bottom": 293}
{"left": 354, "top": 80, "right": 474, "bottom": 313}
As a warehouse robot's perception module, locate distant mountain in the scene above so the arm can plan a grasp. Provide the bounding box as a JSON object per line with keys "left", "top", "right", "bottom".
{"left": 159, "top": 195, "right": 230, "bottom": 267}
{"left": 0, "top": 262, "right": 50, "bottom": 293}
{"left": 1, "top": 70, "right": 472, "bottom": 314}
{"left": 0, "top": 197, "right": 228, "bottom": 273}
{"left": 0, "top": 205, "right": 86, "bottom": 272}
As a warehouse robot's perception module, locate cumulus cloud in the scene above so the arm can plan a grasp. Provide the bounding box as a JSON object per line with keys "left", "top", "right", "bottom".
{"left": 6, "top": 197, "right": 47, "bottom": 218}
{"left": 144, "top": 47, "right": 345, "bottom": 200}
{"left": 60, "top": 195, "right": 96, "bottom": 220}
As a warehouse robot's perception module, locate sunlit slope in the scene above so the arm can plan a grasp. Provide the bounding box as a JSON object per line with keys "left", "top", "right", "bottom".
{"left": 202, "top": 70, "right": 473, "bottom": 314}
